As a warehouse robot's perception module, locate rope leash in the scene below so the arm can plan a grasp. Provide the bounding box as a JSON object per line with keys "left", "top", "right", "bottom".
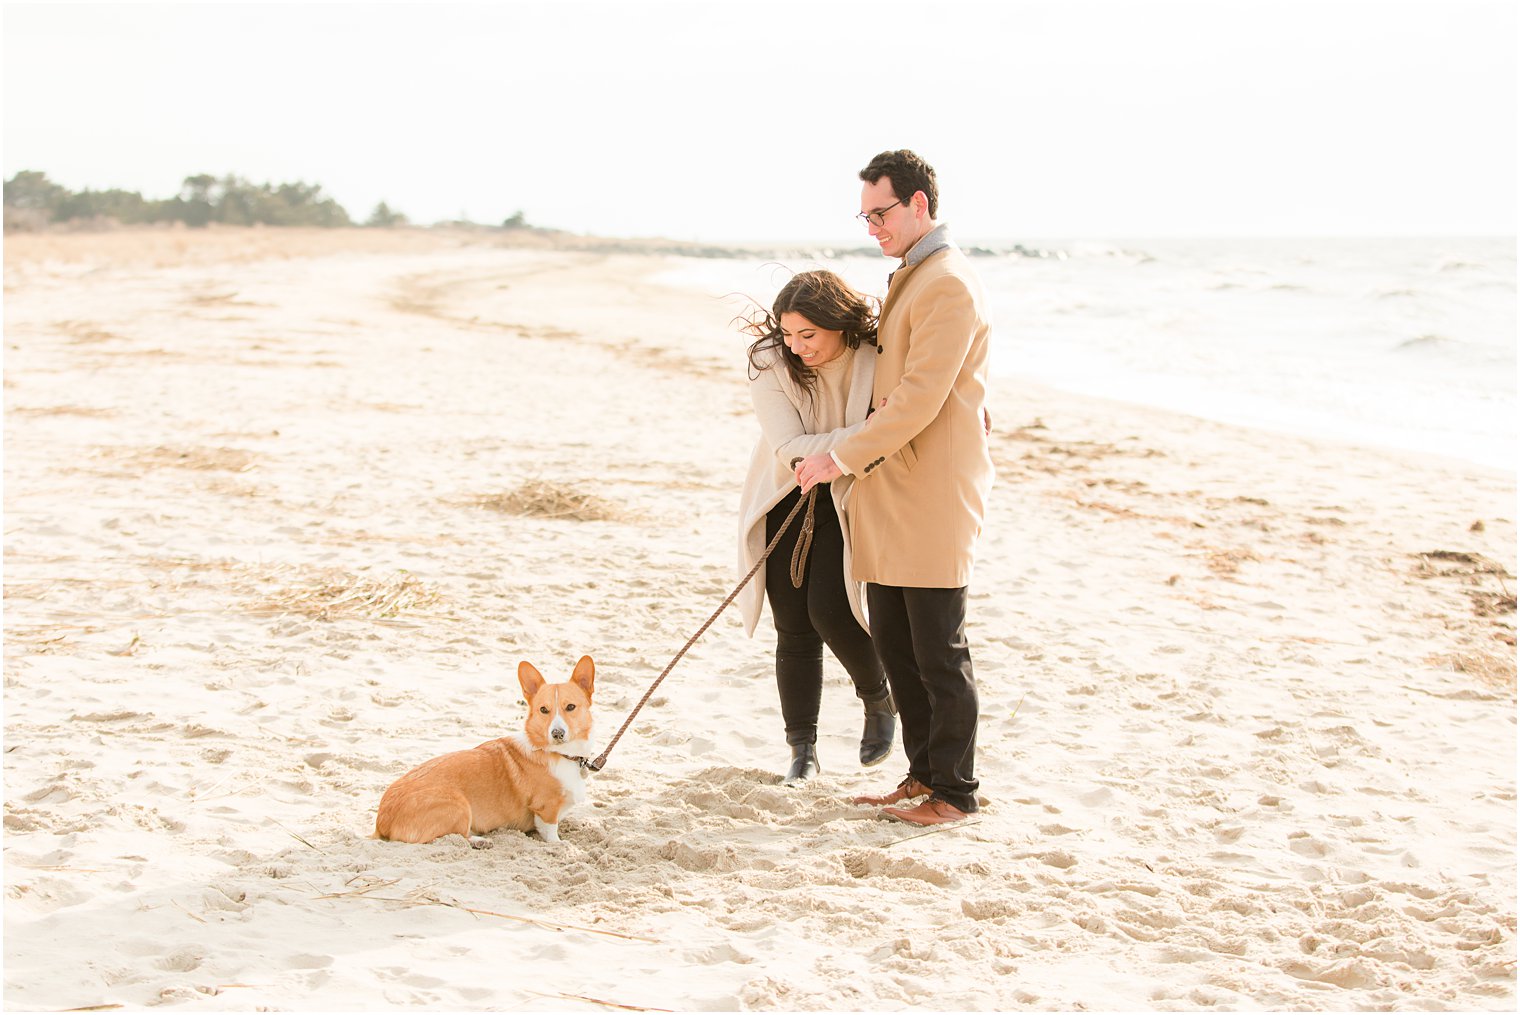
{"left": 788, "top": 486, "right": 816, "bottom": 589}
{"left": 584, "top": 485, "right": 817, "bottom": 773}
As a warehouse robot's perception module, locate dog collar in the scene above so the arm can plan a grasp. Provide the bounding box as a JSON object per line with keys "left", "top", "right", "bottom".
{"left": 551, "top": 751, "right": 595, "bottom": 772}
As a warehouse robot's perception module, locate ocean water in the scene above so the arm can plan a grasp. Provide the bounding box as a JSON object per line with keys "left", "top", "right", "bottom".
{"left": 658, "top": 237, "right": 1516, "bottom": 471}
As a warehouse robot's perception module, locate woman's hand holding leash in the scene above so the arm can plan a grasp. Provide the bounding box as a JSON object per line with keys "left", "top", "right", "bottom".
{"left": 795, "top": 453, "right": 842, "bottom": 493}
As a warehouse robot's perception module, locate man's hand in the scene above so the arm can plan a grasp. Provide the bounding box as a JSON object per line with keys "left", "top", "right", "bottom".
{"left": 795, "top": 452, "right": 843, "bottom": 493}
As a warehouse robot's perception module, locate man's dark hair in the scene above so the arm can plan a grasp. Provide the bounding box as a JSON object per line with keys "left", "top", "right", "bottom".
{"left": 860, "top": 150, "right": 938, "bottom": 219}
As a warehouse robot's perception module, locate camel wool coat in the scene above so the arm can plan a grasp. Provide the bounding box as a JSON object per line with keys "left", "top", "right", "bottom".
{"left": 736, "top": 344, "right": 876, "bottom": 636}
{"left": 831, "top": 241, "right": 995, "bottom": 588}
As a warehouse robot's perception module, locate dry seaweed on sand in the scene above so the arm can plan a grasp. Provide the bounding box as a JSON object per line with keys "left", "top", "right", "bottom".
{"left": 2, "top": 623, "right": 99, "bottom": 653}
{"left": 1202, "top": 546, "right": 1262, "bottom": 576}
{"left": 1429, "top": 651, "right": 1517, "bottom": 689}
{"left": 97, "top": 444, "right": 259, "bottom": 473}
{"left": 248, "top": 569, "right": 444, "bottom": 621}
{"left": 1414, "top": 549, "right": 1514, "bottom": 580}
{"left": 8, "top": 405, "right": 116, "bottom": 418}
{"left": 467, "top": 480, "right": 629, "bottom": 522}
{"left": 1412, "top": 549, "right": 1517, "bottom": 626}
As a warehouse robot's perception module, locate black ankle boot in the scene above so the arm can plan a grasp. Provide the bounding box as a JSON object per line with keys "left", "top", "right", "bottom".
{"left": 859, "top": 688, "right": 897, "bottom": 768}
{"left": 784, "top": 742, "right": 820, "bottom": 785}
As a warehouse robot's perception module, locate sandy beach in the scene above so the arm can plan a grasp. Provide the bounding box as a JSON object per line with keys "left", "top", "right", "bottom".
{"left": 4, "top": 227, "right": 1515, "bottom": 1011}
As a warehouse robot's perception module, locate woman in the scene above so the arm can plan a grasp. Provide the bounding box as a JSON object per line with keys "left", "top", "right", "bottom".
{"left": 737, "top": 270, "right": 896, "bottom": 784}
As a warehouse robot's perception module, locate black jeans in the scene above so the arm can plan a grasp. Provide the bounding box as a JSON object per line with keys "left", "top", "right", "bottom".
{"left": 866, "top": 583, "right": 979, "bottom": 813}
{"left": 765, "top": 486, "right": 887, "bottom": 746}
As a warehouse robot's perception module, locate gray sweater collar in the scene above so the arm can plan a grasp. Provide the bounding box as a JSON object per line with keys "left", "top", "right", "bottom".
{"left": 903, "top": 222, "right": 954, "bottom": 267}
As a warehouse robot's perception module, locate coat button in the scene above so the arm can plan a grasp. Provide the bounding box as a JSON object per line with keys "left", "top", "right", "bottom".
{"left": 877, "top": 345, "right": 884, "bottom": 355}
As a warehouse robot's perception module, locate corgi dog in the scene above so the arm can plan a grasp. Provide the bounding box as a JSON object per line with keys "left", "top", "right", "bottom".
{"left": 375, "top": 655, "right": 596, "bottom": 846}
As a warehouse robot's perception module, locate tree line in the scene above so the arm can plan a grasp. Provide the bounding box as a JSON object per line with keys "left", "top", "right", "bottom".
{"left": 3, "top": 171, "right": 530, "bottom": 232}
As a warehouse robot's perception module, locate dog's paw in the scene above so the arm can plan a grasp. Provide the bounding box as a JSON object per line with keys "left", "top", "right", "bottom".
{"left": 468, "top": 835, "right": 495, "bottom": 850}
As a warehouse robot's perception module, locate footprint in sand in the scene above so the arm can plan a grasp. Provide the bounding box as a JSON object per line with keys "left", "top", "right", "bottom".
{"left": 961, "top": 895, "right": 1027, "bottom": 921}
{"left": 1287, "top": 831, "right": 1330, "bottom": 857}
{"left": 841, "top": 849, "right": 955, "bottom": 886}
{"left": 1278, "top": 957, "right": 1380, "bottom": 989}
{"left": 5, "top": 878, "right": 93, "bottom": 914}
{"left": 202, "top": 882, "right": 251, "bottom": 913}
{"left": 154, "top": 946, "right": 204, "bottom": 972}
{"left": 289, "top": 954, "right": 335, "bottom": 969}
{"left": 1213, "top": 825, "right": 1245, "bottom": 843}
{"left": 660, "top": 840, "right": 748, "bottom": 873}
{"left": 1038, "top": 850, "right": 1079, "bottom": 869}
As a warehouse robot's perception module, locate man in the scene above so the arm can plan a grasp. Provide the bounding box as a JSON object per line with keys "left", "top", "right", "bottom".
{"left": 794, "top": 149, "right": 994, "bottom": 827}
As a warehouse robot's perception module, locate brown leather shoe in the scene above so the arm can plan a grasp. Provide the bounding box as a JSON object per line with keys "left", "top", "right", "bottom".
{"left": 882, "top": 797, "right": 971, "bottom": 826}
{"left": 851, "top": 776, "right": 930, "bottom": 806}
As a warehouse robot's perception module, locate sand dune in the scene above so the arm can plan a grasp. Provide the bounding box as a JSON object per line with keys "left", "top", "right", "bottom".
{"left": 4, "top": 228, "right": 1514, "bottom": 1010}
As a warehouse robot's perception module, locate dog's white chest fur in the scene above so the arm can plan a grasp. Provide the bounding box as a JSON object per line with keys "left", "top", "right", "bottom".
{"left": 507, "top": 731, "right": 590, "bottom": 810}
{"left": 548, "top": 754, "right": 588, "bottom": 807}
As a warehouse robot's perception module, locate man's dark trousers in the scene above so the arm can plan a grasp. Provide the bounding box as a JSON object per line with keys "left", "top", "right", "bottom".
{"left": 866, "top": 583, "right": 979, "bottom": 812}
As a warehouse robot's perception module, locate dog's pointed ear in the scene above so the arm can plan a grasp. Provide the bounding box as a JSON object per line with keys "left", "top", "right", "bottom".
{"left": 518, "top": 661, "right": 545, "bottom": 700}
{"left": 571, "top": 655, "right": 595, "bottom": 697}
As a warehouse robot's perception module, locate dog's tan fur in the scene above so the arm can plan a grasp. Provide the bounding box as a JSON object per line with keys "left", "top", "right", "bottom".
{"left": 375, "top": 656, "right": 595, "bottom": 845}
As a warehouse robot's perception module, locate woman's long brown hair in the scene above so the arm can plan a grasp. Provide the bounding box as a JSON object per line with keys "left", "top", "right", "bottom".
{"left": 740, "top": 270, "right": 878, "bottom": 395}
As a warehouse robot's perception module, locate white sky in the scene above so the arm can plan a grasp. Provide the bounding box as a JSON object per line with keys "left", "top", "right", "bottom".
{"left": 3, "top": 0, "right": 1515, "bottom": 241}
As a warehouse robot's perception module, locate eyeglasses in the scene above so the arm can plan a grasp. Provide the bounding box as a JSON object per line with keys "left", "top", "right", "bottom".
{"left": 857, "top": 200, "right": 902, "bottom": 228}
